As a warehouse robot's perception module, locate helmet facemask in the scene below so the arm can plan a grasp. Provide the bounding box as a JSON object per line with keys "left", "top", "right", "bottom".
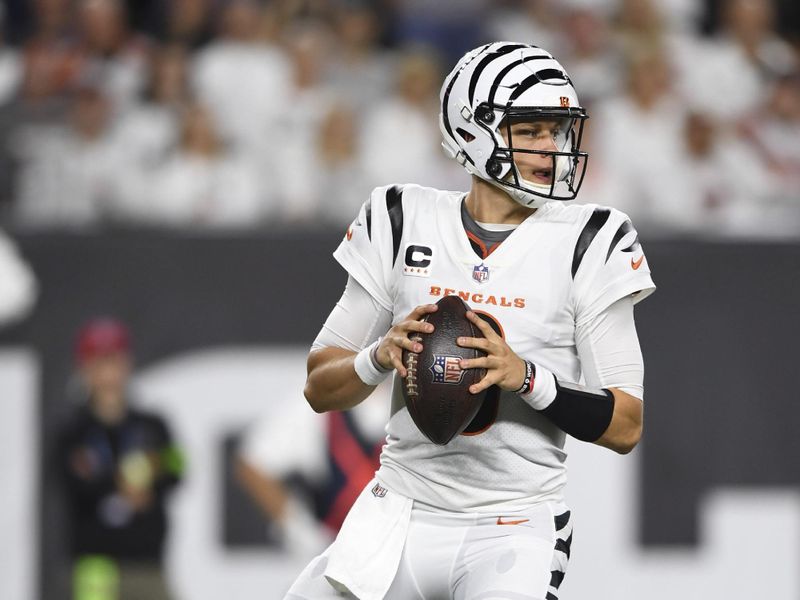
{"left": 476, "top": 104, "right": 589, "bottom": 207}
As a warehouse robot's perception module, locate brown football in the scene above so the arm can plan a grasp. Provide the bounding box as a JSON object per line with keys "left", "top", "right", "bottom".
{"left": 401, "top": 295, "right": 488, "bottom": 445}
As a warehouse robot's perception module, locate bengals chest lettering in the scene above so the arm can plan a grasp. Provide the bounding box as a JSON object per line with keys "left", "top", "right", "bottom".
{"left": 428, "top": 285, "right": 526, "bottom": 309}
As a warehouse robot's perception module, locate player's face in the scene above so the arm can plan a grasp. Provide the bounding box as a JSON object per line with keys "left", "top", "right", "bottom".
{"left": 501, "top": 119, "right": 571, "bottom": 185}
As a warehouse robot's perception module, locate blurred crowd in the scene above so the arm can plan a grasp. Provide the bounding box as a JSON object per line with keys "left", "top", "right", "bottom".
{"left": 0, "top": 0, "right": 797, "bottom": 237}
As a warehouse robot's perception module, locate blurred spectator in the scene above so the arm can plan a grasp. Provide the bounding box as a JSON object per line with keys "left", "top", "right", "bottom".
{"left": 590, "top": 48, "right": 689, "bottom": 233}
{"left": 0, "top": 0, "right": 793, "bottom": 236}
{"left": 281, "top": 21, "right": 335, "bottom": 142}
{"left": 487, "top": 0, "right": 566, "bottom": 58}
{"left": 560, "top": 6, "right": 620, "bottom": 105}
{"left": 132, "top": 102, "right": 268, "bottom": 228}
{"left": 651, "top": 0, "right": 702, "bottom": 34}
{"left": 162, "top": 0, "right": 214, "bottom": 49}
{"left": 279, "top": 103, "right": 369, "bottom": 226}
{"left": 236, "top": 379, "right": 389, "bottom": 560}
{"left": 191, "top": 0, "right": 291, "bottom": 155}
{"left": 675, "top": 0, "right": 797, "bottom": 121}
{"left": 673, "top": 111, "right": 771, "bottom": 235}
{"left": 2, "top": 0, "right": 80, "bottom": 209}
{"left": 720, "top": 0, "right": 797, "bottom": 78}
{"left": 75, "top": 0, "right": 151, "bottom": 114}
{"left": 0, "top": 228, "right": 37, "bottom": 326}
{"left": 741, "top": 73, "right": 800, "bottom": 186}
{"left": 110, "top": 44, "right": 189, "bottom": 221}
{"left": 0, "top": 5, "right": 22, "bottom": 107}
{"left": 58, "top": 318, "right": 183, "bottom": 600}
{"left": 326, "top": 2, "right": 394, "bottom": 111}
{"left": 613, "top": 0, "right": 667, "bottom": 55}
{"left": 13, "top": 83, "right": 126, "bottom": 229}
{"left": 20, "top": 0, "right": 82, "bottom": 105}
{"left": 275, "top": 21, "right": 340, "bottom": 222}
{"left": 731, "top": 73, "right": 800, "bottom": 236}
{"left": 113, "top": 44, "right": 188, "bottom": 170}
{"left": 389, "top": 0, "right": 488, "bottom": 64}
{"left": 361, "top": 48, "right": 467, "bottom": 192}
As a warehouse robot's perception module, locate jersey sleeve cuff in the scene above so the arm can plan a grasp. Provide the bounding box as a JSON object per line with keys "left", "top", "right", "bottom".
{"left": 333, "top": 246, "right": 393, "bottom": 311}
{"left": 576, "top": 276, "right": 655, "bottom": 327}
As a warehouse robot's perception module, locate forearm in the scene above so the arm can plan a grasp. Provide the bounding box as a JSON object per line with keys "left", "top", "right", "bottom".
{"left": 235, "top": 456, "right": 290, "bottom": 521}
{"left": 304, "top": 346, "right": 379, "bottom": 413}
{"left": 515, "top": 368, "right": 640, "bottom": 454}
{"left": 515, "top": 297, "right": 644, "bottom": 453}
{"left": 594, "top": 387, "right": 643, "bottom": 453}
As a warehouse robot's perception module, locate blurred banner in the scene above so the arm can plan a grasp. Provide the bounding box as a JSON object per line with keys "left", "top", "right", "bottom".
{"left": 0, "top": 230, "right": 798, "bottom": 599}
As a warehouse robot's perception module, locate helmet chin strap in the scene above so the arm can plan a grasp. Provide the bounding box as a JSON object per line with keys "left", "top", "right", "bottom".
{"left": 486, "top": 177, "right": 548, "bottom": 209}
{"left": 490, "top": 153, "right": 571, "bottom": 208}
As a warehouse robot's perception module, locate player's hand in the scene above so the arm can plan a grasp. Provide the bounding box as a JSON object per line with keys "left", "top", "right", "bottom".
{"left": 457, "top": 311, "right": 527, "bottom": 394}
{"left": 374, "top": 304, "right": 438, "bottom": 377}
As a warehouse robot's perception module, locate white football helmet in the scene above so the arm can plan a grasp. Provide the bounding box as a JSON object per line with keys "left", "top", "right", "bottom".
{"left": 440, "top": 42, "right": 589, "bottom": 208}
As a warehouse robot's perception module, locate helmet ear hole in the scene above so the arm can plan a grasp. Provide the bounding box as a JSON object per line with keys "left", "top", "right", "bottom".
{"left": 486, "top": 160, "right": 502, "bottom": 177}
{"left": 476, "top": 103, "right": 495, "bottom": 124}
{"left": 456, "top": 127, "right": 475, "bottom": 143}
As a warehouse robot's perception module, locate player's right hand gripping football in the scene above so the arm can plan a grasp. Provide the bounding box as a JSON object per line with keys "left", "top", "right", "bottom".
{"left": 374, "top": 304, "right": 438, "bottom": 377}
{"left": 458, "top": 310, "right": 527, "bottom": 394}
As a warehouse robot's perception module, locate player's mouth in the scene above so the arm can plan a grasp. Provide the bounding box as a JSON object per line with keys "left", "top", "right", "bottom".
{"left": 529, "top": 168, "right": 554, "bottom": 184}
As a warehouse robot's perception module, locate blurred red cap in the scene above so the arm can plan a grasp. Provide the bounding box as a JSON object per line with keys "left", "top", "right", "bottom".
{"left": 76, "top": 318, "right": 131, "bottom": 363}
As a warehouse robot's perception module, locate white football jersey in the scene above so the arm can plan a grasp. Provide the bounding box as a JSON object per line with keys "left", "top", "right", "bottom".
{"left": 333, "top": 184, "right": 655, "bottom": 512}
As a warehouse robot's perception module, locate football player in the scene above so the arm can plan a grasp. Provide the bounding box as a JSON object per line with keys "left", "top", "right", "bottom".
{"left": 286, "top": 42, "right": 655, "bottom": 600}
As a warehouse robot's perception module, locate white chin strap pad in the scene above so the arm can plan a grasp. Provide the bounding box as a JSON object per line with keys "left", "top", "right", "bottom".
{"left": 555, "top": 154, "right": 570, "bottom": 182}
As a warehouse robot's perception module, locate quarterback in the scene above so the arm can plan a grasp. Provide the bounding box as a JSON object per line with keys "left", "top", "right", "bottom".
{"left": 286, "top": 42, "right": 655, "bottom": 600}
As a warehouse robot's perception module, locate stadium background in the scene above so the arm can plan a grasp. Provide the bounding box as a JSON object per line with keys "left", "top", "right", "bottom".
{"left": 0, "top": 0, "right": 798, "bottom": 599}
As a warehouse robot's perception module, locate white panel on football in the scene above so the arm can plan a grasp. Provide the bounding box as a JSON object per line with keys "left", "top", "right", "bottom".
{"left": 563, "top": 439, "right": 800, "bottom": 600}
{"left": 0, "top": 350, "right": 38, "bottom": 600}
{"left": 133, "top": 348, "right": 325, "bottom": 600}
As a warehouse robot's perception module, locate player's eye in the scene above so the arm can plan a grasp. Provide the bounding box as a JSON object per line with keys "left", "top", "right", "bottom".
{"left": 518, "top": 128, "right": 542, "bottom": 138}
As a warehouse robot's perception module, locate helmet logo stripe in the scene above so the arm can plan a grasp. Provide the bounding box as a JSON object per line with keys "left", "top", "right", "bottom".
{"left": 507, "top": 69, "right": 569, "bottom": 104}
{"left": 486, "top": 55, "right": 551, "bottom": 106}
{"left": 467, "top": 43, "right": 529, "bottom": 107}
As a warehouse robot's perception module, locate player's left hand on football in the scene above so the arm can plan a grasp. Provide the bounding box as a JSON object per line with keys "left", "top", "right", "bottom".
{"left": 457, "top": 311, "right": 527, "bottom": 394}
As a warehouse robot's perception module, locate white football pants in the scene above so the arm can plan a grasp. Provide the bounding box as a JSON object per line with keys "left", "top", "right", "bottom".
{"left": 285, "top": 500, "right": 572, "bottom": 600}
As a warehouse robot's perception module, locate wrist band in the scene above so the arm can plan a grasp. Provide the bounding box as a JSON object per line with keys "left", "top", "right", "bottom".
{"left": 370, "top": 338, "right": 392, "bottom": 374}
{"left": 354, "top": 338, "right": 392, "bottom": 386}
{"left": 514, "top": 360, "right": 535, "bottom": 394}
{"left": 517, "top": 362, "right": 558, "bottom": 411}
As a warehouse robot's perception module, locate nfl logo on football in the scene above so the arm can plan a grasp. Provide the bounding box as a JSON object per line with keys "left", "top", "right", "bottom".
{"left": 430, "top": 355, "right": 464, "bottom": 384}
{"left": 473, "top": 264, "right": 489, "bottom": 284}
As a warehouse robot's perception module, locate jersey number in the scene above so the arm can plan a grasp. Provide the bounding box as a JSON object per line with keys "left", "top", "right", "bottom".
{"left": 461, "top": 311, "right": 502, "bottom": 436}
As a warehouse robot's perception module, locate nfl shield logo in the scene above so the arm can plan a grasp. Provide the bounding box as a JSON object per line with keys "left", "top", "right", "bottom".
{"left": 430, "top": 355, "right": 465, "bottom": 385}
{"left": 473, "top": 264, "right": 490, "bottom": 284}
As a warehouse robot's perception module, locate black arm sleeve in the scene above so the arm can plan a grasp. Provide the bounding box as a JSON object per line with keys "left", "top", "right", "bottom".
{"left": 539, "top": 379, "right": 615, "bottom": 442}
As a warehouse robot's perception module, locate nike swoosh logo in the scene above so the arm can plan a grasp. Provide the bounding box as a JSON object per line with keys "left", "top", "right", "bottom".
{"left": 631, "top": 255, "right": 644, "bottom": 270}
{"left": 496, "top": 517, "right": 530, "bottom": 526}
